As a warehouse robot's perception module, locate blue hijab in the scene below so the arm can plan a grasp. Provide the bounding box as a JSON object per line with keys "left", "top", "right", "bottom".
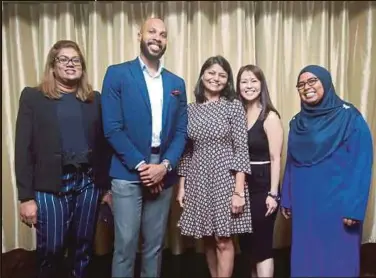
{"left": 288, "top": 65, "right": 360, "bottom": 166}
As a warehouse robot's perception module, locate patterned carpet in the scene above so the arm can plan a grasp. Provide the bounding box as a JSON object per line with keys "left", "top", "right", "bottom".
{"left": 2, "top": 244, "right": 376, "bottom": 278}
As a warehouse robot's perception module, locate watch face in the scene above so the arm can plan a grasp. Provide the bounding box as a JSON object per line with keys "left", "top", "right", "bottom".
{"left": 163, "top": 161, "right": 172, "bottom": 171}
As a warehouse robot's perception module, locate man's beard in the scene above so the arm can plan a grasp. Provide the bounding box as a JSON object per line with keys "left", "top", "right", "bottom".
{"left": 140, "top": 40, "right": 166, "bottom": 61}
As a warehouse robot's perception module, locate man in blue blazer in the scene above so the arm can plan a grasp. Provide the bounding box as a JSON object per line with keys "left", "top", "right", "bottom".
{"left": 101, "top": 18, "right": 188, "bottom": 277}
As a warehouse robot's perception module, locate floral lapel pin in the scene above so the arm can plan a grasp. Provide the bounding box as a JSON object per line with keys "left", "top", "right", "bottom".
{"left": 171, "top": 89, "right": 181, "bottom": 96}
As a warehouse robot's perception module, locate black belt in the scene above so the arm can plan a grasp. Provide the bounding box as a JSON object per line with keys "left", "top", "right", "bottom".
{"left": 151, "top": 147, "right": 160, "bottom": 154}
{"left": 62, "top": 163, "right": 92, "bottom": 175}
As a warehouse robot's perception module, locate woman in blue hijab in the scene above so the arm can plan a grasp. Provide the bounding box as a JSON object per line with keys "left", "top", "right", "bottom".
{"left": 281, "top": 65, "right": 373, "bottom": 277}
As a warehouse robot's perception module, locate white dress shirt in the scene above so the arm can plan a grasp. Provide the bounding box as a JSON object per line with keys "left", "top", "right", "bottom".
{"left": 135, "top": 57, "right": 164, "bottom": 169}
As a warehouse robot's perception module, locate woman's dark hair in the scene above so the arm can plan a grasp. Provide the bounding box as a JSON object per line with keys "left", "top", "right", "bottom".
{"left": 194, "top": 55, "right": 236, "bottom": 103}
{"left": 236, "top": 64, "right": 280, "bottom": 120}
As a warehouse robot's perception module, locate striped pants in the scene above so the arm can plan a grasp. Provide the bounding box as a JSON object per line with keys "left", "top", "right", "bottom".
{"left": 35, "top": 166, "right": 100, "bottom": 278}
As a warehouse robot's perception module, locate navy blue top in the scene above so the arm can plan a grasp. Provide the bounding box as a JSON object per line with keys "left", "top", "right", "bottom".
{"left": 57, "top": 92, "right": 89, "bottom": 166}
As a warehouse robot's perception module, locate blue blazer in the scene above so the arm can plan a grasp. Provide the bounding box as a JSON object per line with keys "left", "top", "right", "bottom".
{"left": 101, "top": 58, "right": 188, "bottom": 187}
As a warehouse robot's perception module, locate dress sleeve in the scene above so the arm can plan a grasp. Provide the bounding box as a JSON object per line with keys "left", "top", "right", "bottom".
{"left": 342, "top": 115, "right": 373, "bottom": 221}
{"left": 281, "top": 151, "right": 292, "bottom": 209}
{"left": 229, "top": 99, "right": 252, "bottom": 175}
{"left": 176, "top": 139, "right": 193, "bottom": 177}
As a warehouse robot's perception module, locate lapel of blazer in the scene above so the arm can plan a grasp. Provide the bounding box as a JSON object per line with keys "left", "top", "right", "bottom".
{"left": 161, "top": 70, "right": 171, "bottom": 131}
{"left": 129, "top": 58, "right": 152, "bottom": 116}
{"left": 128, "top": 58, "right": 173, "bottom": 132}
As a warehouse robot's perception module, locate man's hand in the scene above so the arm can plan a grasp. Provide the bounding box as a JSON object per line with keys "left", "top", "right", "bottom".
{"left": 343, "top": 217, "right": 359, "bottom": 227}
{"left": 138, "top": 163, "right": 167, "bottom": 187}
{"left": 149, "top": 182, "right": 164, "bottom": 195}
{"left": 20, "top": 200, "right": 38, "bottom": 227}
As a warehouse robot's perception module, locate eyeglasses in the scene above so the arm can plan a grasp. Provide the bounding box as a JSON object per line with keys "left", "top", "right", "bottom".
{"left": 55, "top": 56, "right": 82, "bottom": 66}
{"left": 296, "top": 78, "right": 318, "bottom": 91}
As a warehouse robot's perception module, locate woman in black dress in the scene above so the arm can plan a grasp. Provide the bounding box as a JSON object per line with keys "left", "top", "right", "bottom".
{"left": 236, "top": 65, "right": 284, "bottom": 277}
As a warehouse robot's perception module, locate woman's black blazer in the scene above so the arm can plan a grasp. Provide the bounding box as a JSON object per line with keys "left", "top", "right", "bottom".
{"left": 14, "top": 87, "right": 112, "bottom": 202}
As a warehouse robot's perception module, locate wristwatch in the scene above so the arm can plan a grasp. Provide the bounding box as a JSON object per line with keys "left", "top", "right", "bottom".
{"left": 233, "top": 191, "right": 245, "bottom": 198}
{"left": 161, "top": 159, "right": 172, "bottom": 172}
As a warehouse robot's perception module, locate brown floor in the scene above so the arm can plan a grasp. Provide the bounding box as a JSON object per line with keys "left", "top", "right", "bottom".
{"left": 2, "top": 243, "right": 376, "bottom": 278}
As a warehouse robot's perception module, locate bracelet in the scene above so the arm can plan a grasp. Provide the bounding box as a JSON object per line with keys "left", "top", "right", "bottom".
{"left": 233, "top": 191, "right": 245, "bottom": 198}
{"left": 267, "top": 191, "right": 280, "bottom": 201}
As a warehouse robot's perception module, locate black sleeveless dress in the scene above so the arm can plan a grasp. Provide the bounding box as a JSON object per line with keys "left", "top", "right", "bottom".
{"left": 238, "top": 114, "right": 278, "bottom": 263}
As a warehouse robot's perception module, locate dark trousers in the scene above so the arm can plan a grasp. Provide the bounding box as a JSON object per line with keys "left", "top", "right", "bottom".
{"left": 35, "top": 167, "right": 100, "bottom": 278}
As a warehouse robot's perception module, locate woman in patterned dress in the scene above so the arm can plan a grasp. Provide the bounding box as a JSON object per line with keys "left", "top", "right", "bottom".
{"left": 176, "top": 55, "right": 252, "bottom": 278}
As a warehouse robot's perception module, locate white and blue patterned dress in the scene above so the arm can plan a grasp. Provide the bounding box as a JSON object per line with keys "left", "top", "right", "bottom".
{"left": 177, "top": 98, "right": 253, "bottom": 238}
